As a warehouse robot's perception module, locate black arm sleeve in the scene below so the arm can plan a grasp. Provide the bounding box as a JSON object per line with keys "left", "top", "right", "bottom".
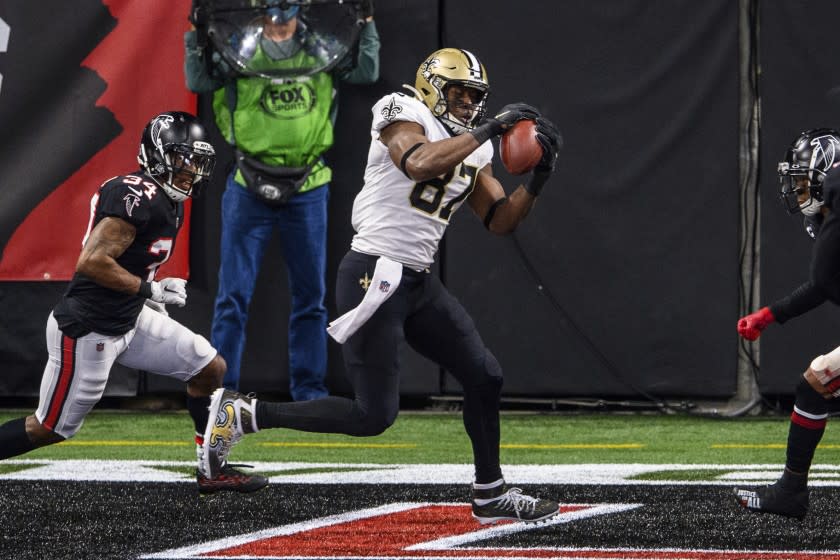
{"left": 769, "top": 281, "right": 826, "bottom": 323}
{"left": 811, "top": 207, "right": 840, "bottom": 305}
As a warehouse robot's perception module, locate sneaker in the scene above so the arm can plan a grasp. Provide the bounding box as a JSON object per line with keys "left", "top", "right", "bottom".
{"left": 203, "top": 388, "right": 259, "bottom": 478}
{"left": 733, "top": 482, "right": 809, "bottom": 519}
{"left": 472, "top": 484, "right": 560, "bottom": 524}
{"left": 196, "top": 463, "right": 268, "bottom": 495}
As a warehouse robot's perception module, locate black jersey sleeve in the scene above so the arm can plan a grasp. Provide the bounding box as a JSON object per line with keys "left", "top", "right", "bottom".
{"left": 96, "top": 175, "right": 153, "bottom": 231}
{"left": 769, "top": 281, "right": 826, "bottom": 323}
{"left": 811, "top": 208, "right": 840, "bottom": 305}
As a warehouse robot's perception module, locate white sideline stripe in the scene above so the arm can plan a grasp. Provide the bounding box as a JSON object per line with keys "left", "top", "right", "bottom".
{"left": 5, "top": 460, "right": 840, "bottom": 485}
{"left": 144, "top": 502, "right": 643, "bottom": 559}
{"left": 406, "top": 504, "right": 642, "bottom": 551}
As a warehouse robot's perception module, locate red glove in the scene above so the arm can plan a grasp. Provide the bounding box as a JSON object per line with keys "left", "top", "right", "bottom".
{"left": 737, "top": 306, "right": 775, "bottom": 341}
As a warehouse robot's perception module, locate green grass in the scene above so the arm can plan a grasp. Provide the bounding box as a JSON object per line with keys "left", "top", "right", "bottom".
{"left": 3, "top": 409, "right": 839, "bottom": 465}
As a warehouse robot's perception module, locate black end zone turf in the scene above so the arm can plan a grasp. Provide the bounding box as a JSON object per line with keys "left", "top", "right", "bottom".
{"left": 1, "top": 483, "right": 837, "bottom": 559}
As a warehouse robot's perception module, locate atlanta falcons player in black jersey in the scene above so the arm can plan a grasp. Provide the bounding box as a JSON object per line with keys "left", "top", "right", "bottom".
{"left": 0, "top": 111, "right": 266, "bottom": 494}
{"left": 734, "top": 128, "right": 840, "bottom": 518}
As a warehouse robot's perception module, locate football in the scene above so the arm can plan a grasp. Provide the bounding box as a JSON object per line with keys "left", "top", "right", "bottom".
{"left": 500, "top": 119, "right": 543, "bottom": 175}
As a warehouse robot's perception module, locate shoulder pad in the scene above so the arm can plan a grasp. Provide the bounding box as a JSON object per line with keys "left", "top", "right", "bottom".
{"left": 371, "top": 93, "right": 428, "bottom": 132}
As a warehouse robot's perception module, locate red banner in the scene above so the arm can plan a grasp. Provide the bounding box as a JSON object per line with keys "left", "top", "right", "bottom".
{"left": 0, "top": 0, "right": 195, "bottom": 280}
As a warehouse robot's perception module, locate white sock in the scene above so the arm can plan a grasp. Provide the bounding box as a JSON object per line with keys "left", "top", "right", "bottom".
{"left": 473, "top": 478, "right": 504, "bottom": 490}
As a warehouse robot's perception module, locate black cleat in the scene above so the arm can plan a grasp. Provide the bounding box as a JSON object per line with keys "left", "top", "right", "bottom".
{"left": 472, "top": 484, "right": 559, "bottom": 524}
{"left": 733, "top": 482, "right": 808, "bottom": 519}
{"left": 197, "top": 463, "right": 268, "bottom": 495}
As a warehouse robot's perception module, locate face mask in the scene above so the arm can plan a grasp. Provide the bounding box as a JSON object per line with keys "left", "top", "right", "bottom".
{"left": 260, "top": 35, "right": 300, "bottom": 60}
{"left": 800, "top": 198, "right": 824, "bottom": 216}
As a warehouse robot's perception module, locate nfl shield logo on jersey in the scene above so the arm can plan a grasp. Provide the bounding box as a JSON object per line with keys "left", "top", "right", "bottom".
{"left": 379, "top": 280, "right": 391, "bottom": 293}
{"left": 96, "top": 342, "right": 105, "bottom": 352}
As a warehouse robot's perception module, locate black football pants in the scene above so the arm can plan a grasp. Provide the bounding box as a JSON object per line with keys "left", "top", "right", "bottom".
{"left": 256, "top": 250, "right": 505, "bottom": 483}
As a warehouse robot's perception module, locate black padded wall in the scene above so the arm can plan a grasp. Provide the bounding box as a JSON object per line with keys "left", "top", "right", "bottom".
{"left": 441, "top": 1, "right": 741, "bottom": 397}
{"left": 756, "top": 1, "right": 840, "bottom": 395}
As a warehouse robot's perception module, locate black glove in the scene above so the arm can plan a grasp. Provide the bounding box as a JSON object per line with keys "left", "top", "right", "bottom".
{"left": 534, "top": 117, "right": 562, "bottom": 172}
{"left": 189, "top": 0, "right": 209, "bottom": 27}
{"left": 360, "top": 0, "right": 374, "bottom": 20}
{"left": 526, "top": 117, "right": 562, "bottom": 196}
{"left": 471, "top": 103, "right": 541, "bottom": 145}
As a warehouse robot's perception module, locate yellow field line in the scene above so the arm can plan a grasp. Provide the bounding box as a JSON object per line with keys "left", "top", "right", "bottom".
{"left": 501, "top": 443, "right": 644, "bottom": 449}
{"left": 259, "top": 442, "right": 416, "bottom": 449}
{"left": 712, "top": 443, "right": 840, "bottom": 449}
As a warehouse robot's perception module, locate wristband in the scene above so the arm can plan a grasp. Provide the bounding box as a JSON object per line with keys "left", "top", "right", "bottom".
{"left": 470, "top": 123, "right": 498, "bottom": 146}
{"left": 138, "top": 281, "right": 153, "bottom": 299}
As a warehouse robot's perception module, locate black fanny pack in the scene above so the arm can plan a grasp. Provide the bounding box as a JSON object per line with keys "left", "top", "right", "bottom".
{"left": 236, "top": 150, "right": 314, "bottom": 206}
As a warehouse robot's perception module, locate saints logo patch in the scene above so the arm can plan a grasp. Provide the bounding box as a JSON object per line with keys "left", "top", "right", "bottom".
{"left": 381, "top": 97, "right": 403, "bottom": 121}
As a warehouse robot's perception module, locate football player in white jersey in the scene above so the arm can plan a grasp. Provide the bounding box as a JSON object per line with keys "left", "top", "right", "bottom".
{"left": 203, "top": 48, "right": 562, "bottom": 523}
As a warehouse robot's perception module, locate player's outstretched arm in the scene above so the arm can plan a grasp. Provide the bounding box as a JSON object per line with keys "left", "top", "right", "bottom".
{"left": 381, "top": 121, "right": 497, "bottom": 182}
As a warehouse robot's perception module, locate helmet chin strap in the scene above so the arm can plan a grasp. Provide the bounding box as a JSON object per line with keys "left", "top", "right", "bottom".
{"left": 439, "top": 112, "right": 470, "bottom": 135}
{"left": 801, "top": 198, "right": 824, "bottom": 216}
{"left": 151, "top": 171, "right": 190, "bottom": 202}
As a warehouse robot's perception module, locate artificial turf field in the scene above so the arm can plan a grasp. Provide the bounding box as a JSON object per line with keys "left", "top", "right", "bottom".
{"left": 2, "top": 410, "right": 840, "bottom": 559}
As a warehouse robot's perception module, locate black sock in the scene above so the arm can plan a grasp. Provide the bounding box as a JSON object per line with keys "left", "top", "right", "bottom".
{"left": 785, "top": 415, "right": 826, "bottom": 474}
{"left": 0, "top": 417, "right": 36, "bottom": 460}
{"left": 783, "top": 379, "right": 828, "bottom": 488}
{"left": 186, "top": 395, "right": 210, "bottom": 438}
{"left": 254, "top": 396, "right": 356, "bottom": 433}
{"left": 779, "top": 468, "right": 808, "bottom": 492}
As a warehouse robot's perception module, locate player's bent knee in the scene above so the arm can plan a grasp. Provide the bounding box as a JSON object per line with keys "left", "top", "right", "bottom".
{"left": 188, "top": 354, "right": 226, "bottom": 395}
{"left": 25, "top": 415, "right": 65, "bottom": 447}
{"left": 357, "top": 419, "right": 391, "bottom": 436}
{"left": 800, "top": 371, "right": 833, "bottom": 404}
{"left": 803, "top": 367, "right": 836, "bottom": 400}
{"left": 353, "top": 408, "right": 397, "bottom": 436}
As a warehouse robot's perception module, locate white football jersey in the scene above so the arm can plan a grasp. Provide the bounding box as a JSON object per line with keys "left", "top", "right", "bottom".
{"left": 350, "top": 92, "right": 494, "bottom": 271}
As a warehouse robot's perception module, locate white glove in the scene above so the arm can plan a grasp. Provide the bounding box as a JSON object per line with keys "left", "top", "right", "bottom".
{"left": 149, "top": 277, "right": 187, "bottom": 307}
{"left": 143, "top": 298, "right": 169, "bottom": 316}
